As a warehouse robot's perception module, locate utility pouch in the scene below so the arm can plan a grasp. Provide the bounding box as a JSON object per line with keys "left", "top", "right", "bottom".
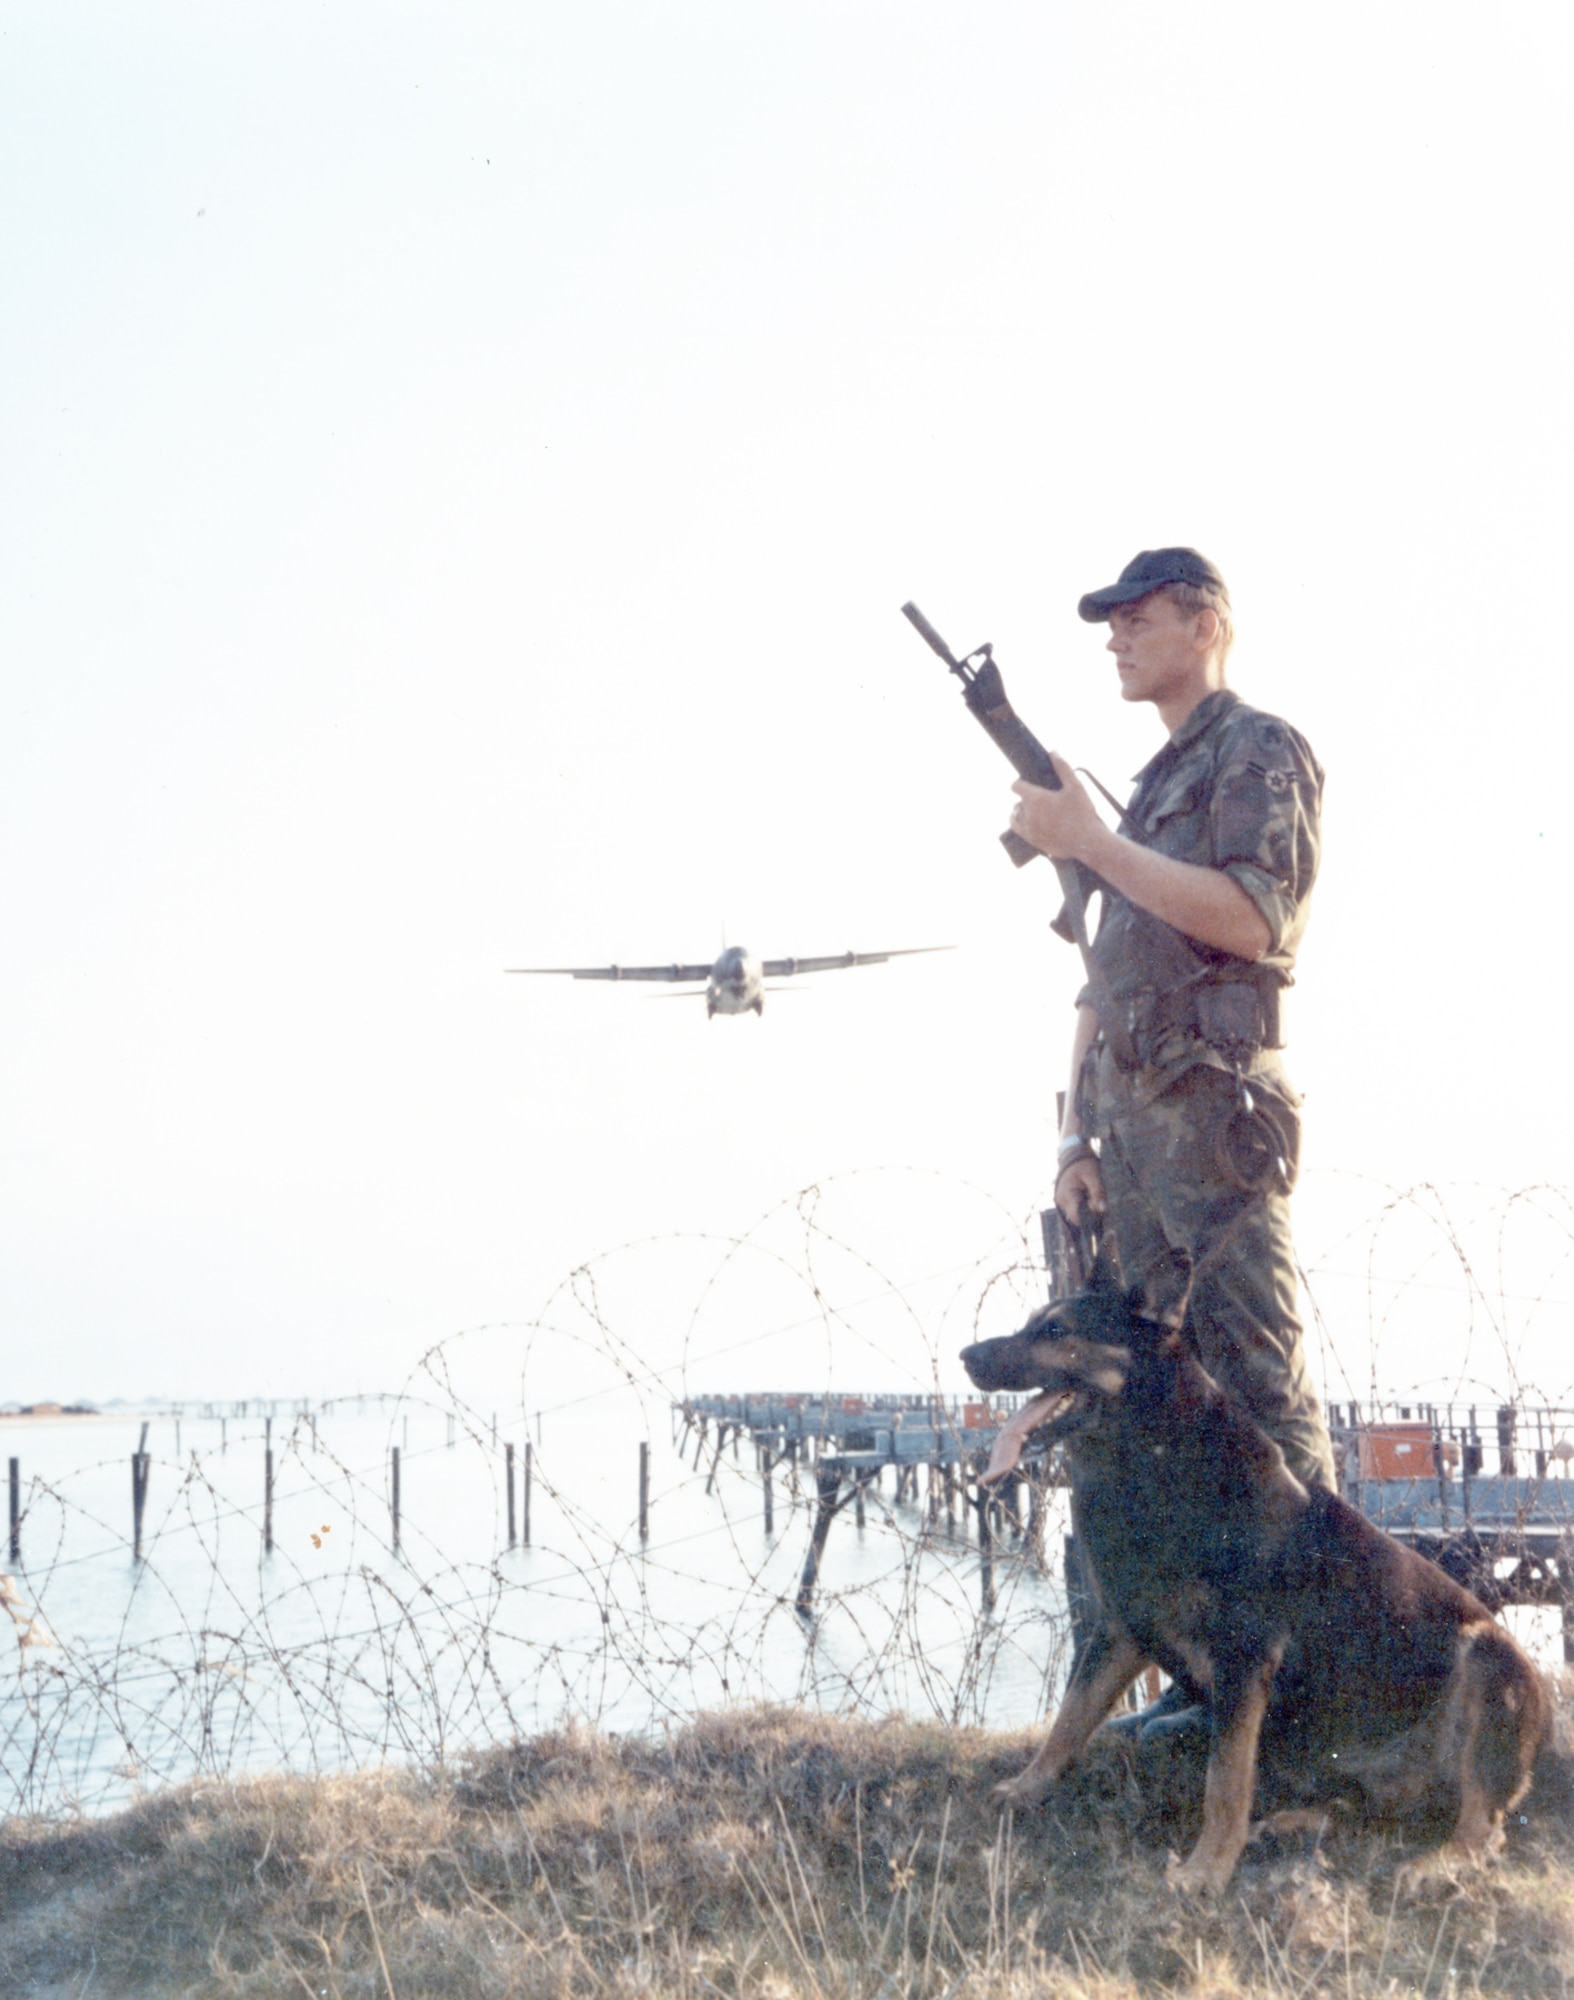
{"left": 1194, "top": 981, "right": 1263, "bottom": 1059}
{"left": 1215, "top": 1097, "right": 1298, "bottom": 1194}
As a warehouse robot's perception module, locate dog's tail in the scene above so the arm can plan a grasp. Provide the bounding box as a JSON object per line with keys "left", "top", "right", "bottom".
{"left": 1515, "top": 1729, "right": 1574, "bottom": 1836}
{"left": 1455, "top": 1623, "right": 1555, "bottom": 1832}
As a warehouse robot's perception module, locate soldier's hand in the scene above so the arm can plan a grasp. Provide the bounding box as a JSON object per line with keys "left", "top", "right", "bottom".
{"left": 1055, "top": 1153, "right": 1106, "bottom": 1225}
{"left": 1011, "top": 757, "right": 1104, "bottom": 862}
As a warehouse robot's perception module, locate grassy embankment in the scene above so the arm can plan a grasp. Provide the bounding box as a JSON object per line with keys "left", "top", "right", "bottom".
{"left": 3, "top": 1698, "right": 1573, "bottom": 1998}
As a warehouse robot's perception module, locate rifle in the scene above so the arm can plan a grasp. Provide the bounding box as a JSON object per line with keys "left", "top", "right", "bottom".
{"left": 901, "top": 600, "right": 1138, "bottom": 1070}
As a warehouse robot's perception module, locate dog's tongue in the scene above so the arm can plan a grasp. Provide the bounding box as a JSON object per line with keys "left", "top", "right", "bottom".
{"left": 980, "top": 1390, "right": 1065, "bottom": 1485}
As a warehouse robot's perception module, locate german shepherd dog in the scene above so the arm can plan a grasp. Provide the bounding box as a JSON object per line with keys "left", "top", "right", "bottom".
{"left": 960, "top": 1248, "right": 1550, "bottom": 1893}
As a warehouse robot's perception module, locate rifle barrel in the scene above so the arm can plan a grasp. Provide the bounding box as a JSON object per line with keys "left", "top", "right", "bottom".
{"left": 899, "top": 600, "right": 961, "bottom": 669}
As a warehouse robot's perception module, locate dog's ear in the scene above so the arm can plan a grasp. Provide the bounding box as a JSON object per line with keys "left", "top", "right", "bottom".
{"left": 1131, "top": 1247, "right": 1193, "bottom": 1331}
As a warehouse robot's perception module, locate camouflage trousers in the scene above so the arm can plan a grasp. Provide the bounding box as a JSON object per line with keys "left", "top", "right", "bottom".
{"left": 1086, "top": 1048, "right": 1337, "bottom": 1491}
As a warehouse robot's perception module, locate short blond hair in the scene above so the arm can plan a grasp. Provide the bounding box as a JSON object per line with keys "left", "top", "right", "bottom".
{"left": 1157, "top": 580, "right": 1234, "bottom": 672}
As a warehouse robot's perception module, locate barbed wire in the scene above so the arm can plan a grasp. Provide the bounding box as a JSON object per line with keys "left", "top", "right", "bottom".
{"left": 2, "top": 1167, "right": 1570, "bottom": 1822}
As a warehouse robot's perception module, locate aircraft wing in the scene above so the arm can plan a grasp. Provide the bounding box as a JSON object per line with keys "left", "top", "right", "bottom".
{"left": 757, "top": 946, "right": 952, "bottom": 976}
{"left": 505, "top": 963, "right": 715, "bottom": 983}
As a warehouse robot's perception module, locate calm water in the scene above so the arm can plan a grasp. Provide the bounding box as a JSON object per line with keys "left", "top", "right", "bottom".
{"left": 0, "top": 1399, "right": 1076, "bottom": 1816}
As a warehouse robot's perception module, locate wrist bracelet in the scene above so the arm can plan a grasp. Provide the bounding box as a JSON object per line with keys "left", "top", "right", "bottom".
{"left": 1056, "top": 1132, "right": 1090, "bottom": 1161}
{"left": 1055, "top": 1142, "right": 1097, "bottom": 1179}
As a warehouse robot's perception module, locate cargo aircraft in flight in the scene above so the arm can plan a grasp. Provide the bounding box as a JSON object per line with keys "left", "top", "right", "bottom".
{"left": 506, "top": 944, "right": 950, "bottom": 1017}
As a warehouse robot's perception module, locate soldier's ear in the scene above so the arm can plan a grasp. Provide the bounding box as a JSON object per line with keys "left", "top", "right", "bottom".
{"left": 1131, "top": 1248, "right": 1193, "bottom": 1331}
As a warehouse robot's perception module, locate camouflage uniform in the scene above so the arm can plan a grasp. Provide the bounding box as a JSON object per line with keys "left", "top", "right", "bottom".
{"left": 1076, "top": 688, "right": 1336, "bottom": 1490}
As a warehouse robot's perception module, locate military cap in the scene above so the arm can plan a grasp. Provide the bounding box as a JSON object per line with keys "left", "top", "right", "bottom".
{"left": 1078, "top": 548, "right": 1229, "bottom": 623}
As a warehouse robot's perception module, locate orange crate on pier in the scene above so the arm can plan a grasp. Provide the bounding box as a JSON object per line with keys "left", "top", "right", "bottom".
{"left": 1355, "top": 1424, "right": 1440, "bottom": 1479}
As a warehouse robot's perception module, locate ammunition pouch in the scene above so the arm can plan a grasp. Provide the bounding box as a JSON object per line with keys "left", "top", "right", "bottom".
{"left": 1118, "top": 975, "right": 1283, "bottom": 1070}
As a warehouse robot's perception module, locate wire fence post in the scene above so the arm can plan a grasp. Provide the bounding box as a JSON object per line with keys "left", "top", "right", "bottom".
{"left": 506, "top": 1441, "right": 517, "bottom": 1548}
{"left": 132, "top": 1422, "right": 150, "bottom": 1561}
{"left": 262, "top": 1414, "right": 274, "bottom": 1554}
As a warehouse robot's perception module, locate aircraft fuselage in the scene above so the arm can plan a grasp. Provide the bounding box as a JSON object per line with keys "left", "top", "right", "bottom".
{"left": 706, "top": 945, "right": 764, "bottom": 1016}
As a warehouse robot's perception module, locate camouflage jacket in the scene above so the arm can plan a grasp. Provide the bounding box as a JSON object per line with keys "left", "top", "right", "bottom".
{"left": 1078, "top": 688, "right": 1323, "bottom": 1076}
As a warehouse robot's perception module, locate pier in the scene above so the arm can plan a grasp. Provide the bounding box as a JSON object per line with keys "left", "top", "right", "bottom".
{"left": 676, "top": 1389, "right": 1574, "bottom": 1653}
{"left": 674, "top": 1390, "right": 1056, "bottom": 1616}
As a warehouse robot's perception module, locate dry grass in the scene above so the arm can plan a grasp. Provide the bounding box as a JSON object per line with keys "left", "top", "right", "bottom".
{"left": 2, "top": 1701, "right": 1573, "bottom": 1999}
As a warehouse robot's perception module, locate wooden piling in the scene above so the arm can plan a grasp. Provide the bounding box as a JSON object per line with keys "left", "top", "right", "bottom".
{"left": 639, "top": 1441, "right": 650, "bottom": 1540}
{"left": 8, "top": 1457, "right": 18, "bottom": 1563}
{"left": 976, "top": 1479, "right": 995, "bottom": 1614}
{"left": 854, "top": 1476, "right": 866, "bottom": 1529}
{"left": 263, "top": 1415, "right": 274, "bottom": 1554}
{"left": 796, "top": 1465, "right": 843, "bottom": 1616}
{"left": 762, "top": 1448, "right": 774, "bottom": 1534}
{"left": 1026, "top": 1469, "right": 1048, "bottom": 1571}
{"left": 1498, "top": 1404, "right": 1518, "bottom": 1476}
{"left": 132, "top": 1425, "right": 150, "bottom": 1561}
{"left": 704, "top": 1428, "right": 725, "bottom": 1496}
{"left": 506, "top": 1441, "right": 517, "bottom": 1547}
{"left": 391, "top": 1445, "right": 401, "bottom": 1552}
{"left": 523, "top": 1441, "right": 533, "bottom": 1546}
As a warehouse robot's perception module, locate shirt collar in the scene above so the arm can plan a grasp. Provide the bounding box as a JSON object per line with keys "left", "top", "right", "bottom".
{"left": 1131, "top": 687, "right": 1241, "bottom": 782}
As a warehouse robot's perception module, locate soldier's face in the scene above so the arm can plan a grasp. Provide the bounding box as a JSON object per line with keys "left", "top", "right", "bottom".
{"left": 1106, "top": 594, "right": 1209, "bottom": 708}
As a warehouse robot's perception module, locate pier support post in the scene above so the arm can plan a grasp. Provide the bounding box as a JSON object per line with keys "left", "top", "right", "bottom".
{"left": 132, "top": 1422, "right": 151, "bottom": 1561}
{"left": 391, "top": 1446, "right": 401, "bottom": 1553}
{"left": 639, "top": 1441, "right": 650, "bottom": 1541}
{"left": 7, "top": 1458, "right": 18, "bottom": 1563}
{"left": 975, "top": 1476, "right": 995, "bottom": 1615}
{"left": 506, "top": 1441, "right": 517, "bottom": 1548}
{"left": 523, "top": 1441, "right": 533, "bottom": 1547}
{"left": 796, "top": 1465, "right": 845, "bottom": 1617}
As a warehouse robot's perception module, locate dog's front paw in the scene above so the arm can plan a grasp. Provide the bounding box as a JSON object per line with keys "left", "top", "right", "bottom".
{"left": 993, "top": 1771, "right": 1052, "bottom": 1811}
{"left": 1165, "top": 1847, "right": 1233, "bottom": 1897}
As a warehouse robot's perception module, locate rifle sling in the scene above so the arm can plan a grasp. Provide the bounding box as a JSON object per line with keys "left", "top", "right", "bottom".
{"left": 1051, "top": 860, "right": 1140, "bottom": 1073}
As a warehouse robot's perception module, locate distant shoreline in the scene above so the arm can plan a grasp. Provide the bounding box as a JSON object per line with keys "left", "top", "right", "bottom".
{"left": 0, "top": 1408, "right": 152, "bottom": 1424}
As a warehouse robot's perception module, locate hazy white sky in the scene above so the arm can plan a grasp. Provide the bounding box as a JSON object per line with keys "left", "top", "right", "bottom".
{"left": 4, "top": 2, "right": 1572, "bottom": 1408}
